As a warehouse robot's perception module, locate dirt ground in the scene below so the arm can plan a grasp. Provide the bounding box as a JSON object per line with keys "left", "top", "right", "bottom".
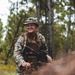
{"left": 32, "top": 51, "right": 75, "bottom": 75}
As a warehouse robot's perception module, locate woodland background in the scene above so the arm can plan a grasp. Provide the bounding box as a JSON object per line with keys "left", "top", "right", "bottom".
{"left": 0, "top": 0, "right": 75, "bottom": 75}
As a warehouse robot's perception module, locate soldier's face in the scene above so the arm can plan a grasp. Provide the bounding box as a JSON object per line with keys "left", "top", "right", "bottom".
{"left": 26, "top": 24, "right": 38, "bottom": 33}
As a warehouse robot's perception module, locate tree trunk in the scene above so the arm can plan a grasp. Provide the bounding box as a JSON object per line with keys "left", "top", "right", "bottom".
{"left": 47, "top": 0, "right": 54, "bottom": 58}
{"left": 66, "top": 0, "right": 71, "bottom": 53}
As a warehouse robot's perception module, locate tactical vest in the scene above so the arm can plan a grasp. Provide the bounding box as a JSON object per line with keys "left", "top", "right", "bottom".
{"left": 22, "top": 32, "right": 40, "bottom": 50}
{"left": 22, "top": 32, "right": 41, "bottom": 62}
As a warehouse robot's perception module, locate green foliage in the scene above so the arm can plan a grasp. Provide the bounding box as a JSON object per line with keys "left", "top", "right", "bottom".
{"left": 0, "top": 19, "right": 3, "bottom": 40}
{"left": 53, "top": 23, "right": 66, "bottom": 56}
{"left": 0, "top": 64, "right": 16, "bottom": 75}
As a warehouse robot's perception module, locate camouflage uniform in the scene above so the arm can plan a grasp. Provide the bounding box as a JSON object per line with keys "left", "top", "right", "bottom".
{"left": 14, "top": 32, "right": 48, "bottom": 75}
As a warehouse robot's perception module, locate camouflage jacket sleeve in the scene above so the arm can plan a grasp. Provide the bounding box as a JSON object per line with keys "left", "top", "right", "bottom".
{"left": 38, "top": 33, "right": 48, "bottom": 53}
{"left": 14, "top": 35, "right": 25, "bottom": 66}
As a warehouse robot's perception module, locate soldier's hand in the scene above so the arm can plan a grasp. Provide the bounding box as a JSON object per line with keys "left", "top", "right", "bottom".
{"left": 21, "top": 62, "right": 31, "bottom": 68}
{"left": 46, "top": 55, "right": 52, "bottom": 63}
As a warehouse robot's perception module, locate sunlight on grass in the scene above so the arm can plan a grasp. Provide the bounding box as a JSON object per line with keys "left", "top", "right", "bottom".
{"left": 0, "top": 70, "right": 16, "bottom": 75}
{"left": 0, "top": 64, "right": 16, "bottom": 75}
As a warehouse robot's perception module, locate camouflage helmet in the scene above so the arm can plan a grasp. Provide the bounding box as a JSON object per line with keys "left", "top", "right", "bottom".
{"left": 23, "top": 17, "right": 39, "bottom": 27}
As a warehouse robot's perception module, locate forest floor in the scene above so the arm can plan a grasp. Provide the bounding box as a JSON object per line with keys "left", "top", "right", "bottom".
{"left": 0, "top": 61, "right": 16, "bottom": 75}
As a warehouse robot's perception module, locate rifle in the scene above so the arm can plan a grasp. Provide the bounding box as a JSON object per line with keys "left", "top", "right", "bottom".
{"left": 22, "top": 46, "right": 47, "bottom": 63}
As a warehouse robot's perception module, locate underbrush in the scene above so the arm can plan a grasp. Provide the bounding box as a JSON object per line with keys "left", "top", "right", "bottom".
{"left": 0, "top": 63, "right": 16, "bottom": 75}
{"left": 0, "top": 70, "right": 16, "bottom": 75}
{"left": 0, "top": 51, "right": 17, "bottom": 75}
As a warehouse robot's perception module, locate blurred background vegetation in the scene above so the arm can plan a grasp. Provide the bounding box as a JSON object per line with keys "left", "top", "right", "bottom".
{"left": 0, "top": 0, "right": 75, "bottom": 74}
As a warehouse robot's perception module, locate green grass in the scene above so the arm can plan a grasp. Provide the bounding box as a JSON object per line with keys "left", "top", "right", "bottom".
{"left": 0, "top": 70, "right": 16, "bottom": 75}
{"left": 0, "top": 62, "right": 16, "bottom": 75}
{"left": 0, "top": 52, "right": 17, "bottom": 75}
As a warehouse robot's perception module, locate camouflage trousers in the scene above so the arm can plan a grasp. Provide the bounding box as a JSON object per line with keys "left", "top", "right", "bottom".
{"left": 17, "top": 62, "right": 46, "bottom": 75}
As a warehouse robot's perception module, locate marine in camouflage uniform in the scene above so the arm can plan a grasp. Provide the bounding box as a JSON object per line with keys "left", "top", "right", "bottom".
{"left": 14, "top": 17, "right": 52, "bottom": 75}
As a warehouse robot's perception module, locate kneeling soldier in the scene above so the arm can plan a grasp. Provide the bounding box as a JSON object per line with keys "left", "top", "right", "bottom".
{"left": 14, "top": 17, "right": 52, "bottom": 75}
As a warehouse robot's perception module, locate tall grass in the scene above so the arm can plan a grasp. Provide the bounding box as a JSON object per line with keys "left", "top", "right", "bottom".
{"left": 0, "top": 70, "right": 16, "bottom": 75}
{"left": 0, "top": 63, "right": 16, "bottom": 75}
{"left": 0, "top": 51, "right": 17, "bottom": 75}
